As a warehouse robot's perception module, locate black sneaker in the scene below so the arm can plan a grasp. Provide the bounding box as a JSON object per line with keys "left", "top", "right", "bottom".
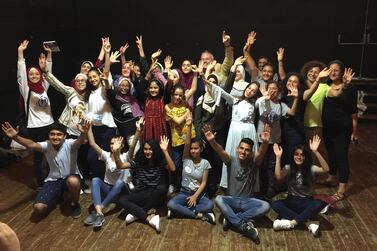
{"left": 71, "top": 203, "right": 81, "bottom": 219}
{"left": 84, "top": 211, "right": 97, "bottom": 225}
{"left": 93, "top": 214, "right": 105, "bottom": 228}
{"left": 202, "top": 212, "right": 216, "bottom": 225}
{"left": 240, "top": 222, "right": 259, "bottom": 243}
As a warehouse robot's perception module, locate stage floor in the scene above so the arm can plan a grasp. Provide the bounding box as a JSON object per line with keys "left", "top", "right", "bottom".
{"left": 1, "top": 124, "right": 377, "bottom": 250}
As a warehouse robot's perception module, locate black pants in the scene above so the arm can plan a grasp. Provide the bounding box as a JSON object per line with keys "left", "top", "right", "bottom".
{"left": 323, "top": 125, "right": 352, "bottom": 183}
{"left": 118, "top": 184, "right": 167, "bottom": 221}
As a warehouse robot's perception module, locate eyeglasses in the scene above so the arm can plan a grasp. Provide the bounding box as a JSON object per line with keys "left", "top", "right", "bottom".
{"left": 76, "top": 79, "right": 86, "bottom": 83}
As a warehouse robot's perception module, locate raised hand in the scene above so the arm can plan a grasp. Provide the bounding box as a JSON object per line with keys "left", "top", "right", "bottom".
{"left": 260, "top": 123, "right": 271, "bottom": 142}
{"left": 135, "top": 36, "right": 143, "bottom": 49}
{"left": 202, "top": 124, "right": 216, "bottom": 141}
{"left": 317, "top": 67, "right": 332, "bottom": 79}
{"left": 113, "top": 136, "right": 124, "bottom": 152}
{"left": 287, "top": 85, "right": 298, "bottom": 98}
{"left": 136, "top": 117, "right": 144, "bottom": 132}
{"left": 342, "top": 68, "right": 355, "bottom": 85}
{"left": 39, "top": 53, "right": 47, "bottom": 72}
{"left": 273, "top": 143, "right": 283, "bottom": 157}
{"left": 197, "top": 60, "right": 204, "bottom": 74}
{"left": 1, "top": 122, "right": 18, "bottom": 139}
{"left": 18, "top": 40, "right": 29, "bottom": 52}
{"left": 43, "top": 43, "right": 52, "bottom": 54}
{"left": 78, "top": 119, "right": 91, "bottom": 134}
{"left": 247, "top": 31, "right": 257, "bottom": 46}
{"left": 102, "top": 37, "right": 110, "bottom": 52}
{"left": 159, "top": 135, "right": 170, "bottom": 151}
{"left": 119, "top": 43, "right": 130, "bottom": 55}
{"left": 207, "top": 60, "right": 217, "bottom": 71}
{"left": 151, "top": 49, "right": 162, "bottom": 60}
{"left": 164, "top": 56, "right": 173, "bottom": 70}
{"left": 277, "top": 48, "right": 284, "bottom": 62}
{"left": 110, "top": 51, "right": 121, "bottom": 64}
{"left": 309, "top": 134, "right": 321, "bottom": 152}
{"left": 222, "top": 31, "right": 231, "bottom": 47}
{"left": 234, "top": 56, "right": 246, "bottom": 66}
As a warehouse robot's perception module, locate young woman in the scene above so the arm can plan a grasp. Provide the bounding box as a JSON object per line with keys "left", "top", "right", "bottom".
{"left": 115, "top": 132, "right": 175, "bottom": 233}
{"left": 84, "top": 120, "right": 142, "bottom": 228}
{"left": 17, "top": 40, "right": 54, "bottom": 188}
{"left": 255, "top": 81, "right": 298, "bottom": 198}
{"left": 322, "top": 61, "right": 357, "bottom": 201}
{"left": 167, "top": 115, "right": 215, "bottom": 224}
{"left": 271, "top": 135, "right": 329, "bottom": 236}
{"left": 165, "top": 68, "right": 199, "bottom": 193}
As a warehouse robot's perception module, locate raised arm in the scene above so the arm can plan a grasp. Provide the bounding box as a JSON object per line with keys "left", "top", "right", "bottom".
{"left": 276, "top": 48, "right": 286, "bottom": 80}
{"left": 136, "top": 35, "right": 149, "bottom": 75}
{"left": 223, "top": 56, "right": 246, "bottom": 93}
{"left": 327, "top": 68, "right": 355, "bottom": 97}
{"left": 1, "top": 122, "right": 41, "bottom": 151}
{"left": 243, "top": 32, "right": 258, "bottom": 81}
{"left": 185, "top": 63, "right": 201, "bottom": 100}
{"left": 73, "top": 120, "right": 90, "bottom": 148}
{"left": 218, "top": 31, "right": 234, "bottom": 78}
{"left": 303, "top": 67, "right": 331, "bottom": 101}
{"left": 160, "top": 136, "right": 176, "bottom": 172}
{"left": 113, "top": 137, "right": 132, "bottom": 169}
{"left": 286, "top": 86, "right": 299, "bottom": 116}
{"left": 309, "top": 135, "right": 329, "bottom": 173}
{"left": 17, "top": 40, "right": 29, "bottom": 93}
{"left": 255, "top": 124, "right": 271, "bottom": 165}
{"left": 182, "top": 114, "right": 193, "bottom": 160}
{"left": 202, "top": 124, "right": 230, "bottom": 164}
{"left": 128, "top": 117, "right": 143, "bottom": 160}
{"left": 273, "top": 143, "right": 289, "bottom": 180}
{"left": 119, "top": 42, "right": 130, "bottom": 66}
{"left": 87, "top": 123, "right": 103, "bottom": 156}
{"left": 43, "top": 72, "right": 74, "bottom": 96}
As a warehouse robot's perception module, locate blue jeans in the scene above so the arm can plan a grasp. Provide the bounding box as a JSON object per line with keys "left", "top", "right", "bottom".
{"left": 167, "top": 189, "right": 214, "bottom": 218}
{"left": 91, "top": 177, "right": 126, "bottom": 208}
{"left": 215, "top": 195, "right": 270, "bottom": 228}
{"left": 271, "top": 195, "right": 326, "bottom": 224}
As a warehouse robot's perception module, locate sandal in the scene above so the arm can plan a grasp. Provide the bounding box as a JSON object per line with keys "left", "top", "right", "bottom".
{"left": 331, "top": 192, "right": 346, "bottom": 202}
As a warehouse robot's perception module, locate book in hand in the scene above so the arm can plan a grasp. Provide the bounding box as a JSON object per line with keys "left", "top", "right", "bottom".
{"left": 43, "top": 41, "right": 60, "bottom": 52}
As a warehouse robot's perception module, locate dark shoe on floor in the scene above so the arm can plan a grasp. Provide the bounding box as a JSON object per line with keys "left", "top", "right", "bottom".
{"left": 93, "top": 214, "right": 105, "bottom": 228}
{"left": 222, "top": 217, "right": 230, "bottom": 231}
{"left": 84, "top": 211, "right": 97, "bottom": 225}
{"left": 71, "top": 203, "right": 81, "bottom": 219}
{"left": 202, "top": 212, "right": 216, "bottom": 225}
{"left": 240, "top": 222, "right": 259, "bottom": 243}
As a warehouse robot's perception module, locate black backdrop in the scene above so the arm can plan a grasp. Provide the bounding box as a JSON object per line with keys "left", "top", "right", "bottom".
{"left": 1, "top": 0, "right": 376, "bottom": 123}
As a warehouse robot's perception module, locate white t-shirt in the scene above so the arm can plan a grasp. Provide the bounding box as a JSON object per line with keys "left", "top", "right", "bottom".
{"left": 99, "top": 150, "right": 132, "bottom": 185}
{"left": 87, "top": 87, "right": 116, "bottom": 127}
{"left": 39, "top": 139, "right": 81, "bottom": 182}
{"left": 17, "top": 59, "right": 54, "bottom": 128}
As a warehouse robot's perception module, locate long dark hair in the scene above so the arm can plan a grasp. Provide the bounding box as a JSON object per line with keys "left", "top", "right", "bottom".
{"left": 288, "top": 145, "right": 313, "bottom": 186}
{"left": 281, "top": 72, "right": 306, "bottom": 94}
{"left": 147, "top": 79, "right": 164, "bottom": 98}
{"left": 134, "top": 139, "right": 163, "bottom": 168}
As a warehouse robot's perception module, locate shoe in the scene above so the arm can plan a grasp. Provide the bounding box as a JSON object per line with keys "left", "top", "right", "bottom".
{"left": 168, "top": 185, "right": 176, "bottom": 195}
{"left": 125, "top": 214, "right": 138, "bottom": 224}
{"left": 84, "top": 211, "right": 97, "bottom": 225}
{"left": 149, "top": 215, "right": 161, "bottom": 233}
{"left": 71, "top": 203, "right": 82, "bottom": 219}
{"left": 202, "top": 212, "right": 216, "bottom": 225}
{"left": 93, "top": 214, "right": 105, "bottom": 228}
{"left": 320, "top": 204, "right": 330, "bottom": 214}
{"left": 167, "top": 209, "right": 172, "bottom": 219}
{"left": 128, "top": 182, "right": 135, "bottom": 191}
{"left": 240, "top": 222, "right": 259, "bottom": 243}
{"left": 83, "top": 187, "right": 91, "bottom": 194}
{"left": 222, "top": 217, "right": 230, "bottom": 231}
{"left": 308, "top": 223, "right": 320, "bottom": 237}
{"left": 273, "top": 219, "right": 293, "bottom": 231}
{"left": 80, "top": 189, "right": 84, "bottom": 195}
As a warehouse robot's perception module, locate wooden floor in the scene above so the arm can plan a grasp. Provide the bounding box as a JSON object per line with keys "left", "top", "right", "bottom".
{"left": 1, "top": 123, "right": 377, "bottom": 251}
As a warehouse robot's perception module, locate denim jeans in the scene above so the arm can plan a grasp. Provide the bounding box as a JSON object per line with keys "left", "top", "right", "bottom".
{"left": 215, "top": 195, "right": 270, "bottom": 228}
{"left": 271, "top": 195, "right": 326, "bottom": 224}
{"left": 91, "top": 177, "right": 126, "bottom": 208}
{"left": 167, "top": 189, "right": 214, "bottom": 218}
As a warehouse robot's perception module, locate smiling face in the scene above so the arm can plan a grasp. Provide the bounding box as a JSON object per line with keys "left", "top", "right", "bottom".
{"left": 181, "top": 60, "right": 192, "bottom": 74}
{"left": 148, "top": 81, "right": 160, "bottom": 97}
{"left": 133, "top": 65, "right": 141, "bottom": 78}
{"left": 143, "top": 142, "right": 153, "bottom": 159}
{"left": 235, "top": 66, "right": 244, "bottom": 82}
{"left": 172, "top": 87, "right": 184, "bottom": 105}
{"left": 80, "top": 63, "right": 92, "bottom": 75}
{"left": 200, "top": 52, "right": 213, "bottom": 68}
{"left": 118, "top": 79, "right": 130, "bottom": 95}
{"left": 258, "top": 58, "right": 268, "bottom": 71}
{"left": 287, "top": 75, "right": 300, "bottom": 89}
{"left": 244, "top": 83, "right": 259, "bottom": 99}
{"left": 262, "top": 65, "right": 274, "bottom": 81}
{"left": 74, "top": 76, "right": 87, "bottom": 92}
{"left": 168, "top": 71, "right": 180, "bottom": 85}
{"left": 28, "top": 68, "right": 41, "bottom": 84}
{"left": 122, "top": 63, "right": 132, "bottom": 77}
{"left": 237, "top": 142, "right": 253, "bottom": 160}
{"left": 293, "top": 148, "right": 305, "bottom": 166}
{"left": 48, "top": 129, "right": 66, "bottom": 148}
{"left": 88, "top": 70, "right": 101, "bottom": 89}
{"left": 329, "top": 63, "right": 341, "bottom": 82}
{"left": 190, "top": 141, "right": 202, "bottom": 159}
{"left": 307, "top": 66, "right": 321, "bottom": 83}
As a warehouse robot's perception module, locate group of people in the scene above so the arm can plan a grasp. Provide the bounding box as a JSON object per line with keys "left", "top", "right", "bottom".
{"left": 2, "top": 30, "right": 358, "bottom": 243}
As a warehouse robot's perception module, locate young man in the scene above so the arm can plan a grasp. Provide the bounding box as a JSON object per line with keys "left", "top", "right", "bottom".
{"left": 202, "top": 124, "right": 271, "bottom": 243}
{"left": 1, "top": 121, "right": 89, "bottom": 219}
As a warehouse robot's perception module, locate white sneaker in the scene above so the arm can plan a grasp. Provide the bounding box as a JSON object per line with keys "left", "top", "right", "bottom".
{"left": 128, "top": 182, "right": 135, "bottom": 191}
{"left": 149, "top": 215, "right": 161, "bottom": 233}
{"left": 320, "top": 204, "right": 330, "bottom": 214}
{"left": 167, "top": 209, "right": 172, "bottom": 219}
{"left": 273, "top": 219, "right": 293, "bottom": 231}
{"left": 168, "top": 185, "right": 175, "bottom": 195}
{"left": 125, "top": 214, "right": 138, "bottom": 224}
{"left": 308, "top": 223, "right": 320, "bottom": 236}
{"left": 83, "top": 187, "right": 91, "bottom": 194}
